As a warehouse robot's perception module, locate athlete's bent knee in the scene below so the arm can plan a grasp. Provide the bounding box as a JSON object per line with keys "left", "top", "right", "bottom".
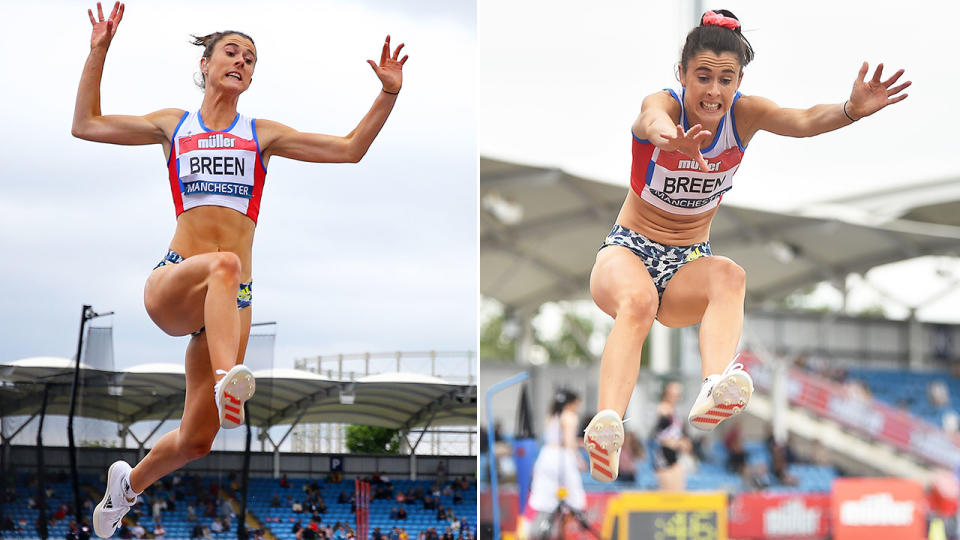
{"left": 711, "top": 258, "right": 746, "bottom": 296}
{"left": 208, "top": 252, "right": 242, "bottom": 285}
{"left": 180, "top": 431, "right": 216, "bottom": 461}
{"left": 616, "top": 289, "right": 659, "bottom": 324}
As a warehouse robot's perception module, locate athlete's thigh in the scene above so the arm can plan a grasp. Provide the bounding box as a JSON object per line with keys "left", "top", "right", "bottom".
{"left": 657, "top": 256, "right": 736, "bottom": 327}
{"left": 144, "top": 252, "right": 237, "bottom": 335}
{"left": 236, "top": 307, "right": 253, "bottom": 364}
{"left": 589, "top": 245, "right": 659, "bottom": 318}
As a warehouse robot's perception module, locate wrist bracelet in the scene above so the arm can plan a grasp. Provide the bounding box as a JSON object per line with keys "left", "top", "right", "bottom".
{"left": 382, "top": 89, "right": 399, "bottom": 95}
{"left": 843, "top": 100, "right": 857, "bottom": 122}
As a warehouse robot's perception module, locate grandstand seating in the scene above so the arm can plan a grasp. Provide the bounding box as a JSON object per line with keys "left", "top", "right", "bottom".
{"left": 846, "top": 367, "right": 960, "bottom": 427}
{"left": 2, "top": 474, "right": 477, "bottom": 539}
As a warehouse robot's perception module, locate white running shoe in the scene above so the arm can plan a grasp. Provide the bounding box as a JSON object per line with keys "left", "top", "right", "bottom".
{"left": 688, "top": 356, "right": 754, "bottom": 431}
{"left": 92, "top": 460, "right": 138, "bottom": 538}
{"left": 582, "top": 409, "right": 624, "bottom": 482}
{"left": 214, "top": 364, "right": 256, "bottom": 429}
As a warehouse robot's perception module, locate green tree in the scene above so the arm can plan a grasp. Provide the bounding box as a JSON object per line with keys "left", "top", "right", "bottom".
{"left": 345, "top": 425, "right": 402, "bottom": 454}
{"left": 480, "top": 311, "right": 516, "bottom": 362}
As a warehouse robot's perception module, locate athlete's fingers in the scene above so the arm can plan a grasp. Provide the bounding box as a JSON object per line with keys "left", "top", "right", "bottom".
{"left": 367, "top": 59, "right": 379, "bottom": 72}
{"left": 686, "top": 124, "right": 702, "bottom": 138}
{"left": 400, "top": 54, "right": 408, "bottom": 66}
{"left": 88, "top": 8, "right": 96, "bottom": 25}
{"left": 392, "top": 43, "right": 405, "bottom": 61}
{"left": 109, "top": 1, "right": 120, "bottom": 19}
{"left": 97, "top": 2, "right": 104, "bottom": 21}
{"left": 697, "top": 154, "right": 710, "bottom": 172}
{"left": 887, "top": 81, "right": 911, "bottom": 96}
{"left": 115, "top": 2, "right": 124, "bottom": 25}
{"left": 881, "top": 68, "right": 904, "bottom": 88}
{"left": 857, "top": 61, "right": 868, "bottom": 83}
{"left": 871, "top": 63, "right": 884, "bottom": 84}
{"left": 888, "top": 93, "right": 908, "bottom": 104}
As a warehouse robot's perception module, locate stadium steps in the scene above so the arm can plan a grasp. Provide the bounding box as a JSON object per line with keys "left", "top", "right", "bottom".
{"left": 221, "top": 487, "right": 277, "bottom": 540}
{"left": 745, "top": 392, "right": 935, "bottom": 482}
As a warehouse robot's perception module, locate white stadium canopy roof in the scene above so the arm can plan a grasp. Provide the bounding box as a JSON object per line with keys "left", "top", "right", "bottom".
{"left": 0, "top": 357, "right": 476, "bottom": 432}
{"left": 480, "top": 157, "right": 960, "bottom": 313}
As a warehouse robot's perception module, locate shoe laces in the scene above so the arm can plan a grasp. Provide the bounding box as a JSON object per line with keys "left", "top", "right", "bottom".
{"left": 722, "top": 358, "right": 745, "bottom": 377}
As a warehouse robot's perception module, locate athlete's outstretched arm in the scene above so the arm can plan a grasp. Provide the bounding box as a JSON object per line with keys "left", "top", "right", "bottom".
{"left": 632, "top": 91, "right": 714, "bottom": 172}
{"left": 258, "top": 36, "right": 409, "bottom": 164}
{"left": 72, "top": 2, "right": 181, "bottom": 145}
{"left": 742, "top": 62, "right": 910, "bottom": 139}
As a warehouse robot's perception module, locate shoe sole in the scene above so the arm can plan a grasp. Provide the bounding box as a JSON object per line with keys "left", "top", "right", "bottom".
{"left": 583, "top": 411, "right": 623, "bottom": 482}
{"left": 218, "top": 366, "right": 256, "bottom": 429}
{"left": 689, "top": 371, "right": 754, "bottom": 431}
{"left": 92, "top": 461, "right": 126, "bottom": 538}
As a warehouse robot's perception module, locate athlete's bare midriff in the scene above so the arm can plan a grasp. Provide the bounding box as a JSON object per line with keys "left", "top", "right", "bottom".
{"left": 615, "top": 189, "right": 716, "bottom": 246}
{"left": 167, "top": 205, "right": 255, "bottom": 281}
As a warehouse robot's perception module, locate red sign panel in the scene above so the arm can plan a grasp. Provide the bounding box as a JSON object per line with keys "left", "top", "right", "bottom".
{"left": 831, "top": 478, "right": 926, "bottom": 540}
{"left": 730, "top": 493, "right": 831, "bottom": 539}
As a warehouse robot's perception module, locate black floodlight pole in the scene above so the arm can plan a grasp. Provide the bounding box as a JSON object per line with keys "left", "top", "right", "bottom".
{"left": 68, "top": 305, "right": 114, "bottom": 524}
{"left": 238, "top": 407, "right": 252, "bottom": 540}
{"left": 37, "top": 383, "right": 50, "bottom": 540}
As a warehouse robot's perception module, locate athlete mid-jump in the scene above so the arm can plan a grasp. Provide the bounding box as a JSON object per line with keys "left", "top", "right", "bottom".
{"left": 582, "top": 9, "right": 908, "bottom": 482}
{"left": 73, "top": 3, "right": 407, "bottom": 535}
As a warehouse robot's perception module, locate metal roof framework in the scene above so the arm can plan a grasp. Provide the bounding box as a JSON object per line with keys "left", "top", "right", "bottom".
{"left": 480, "top": 157, "right": 960, "bottom": 314}
{"left": 0, "top": 357, "right": 477, "bottom": 449}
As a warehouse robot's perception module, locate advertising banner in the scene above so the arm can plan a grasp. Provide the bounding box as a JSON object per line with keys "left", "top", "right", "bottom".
{"left": 729, "top": 493, "right": 831, "bottom": 539}
{"left": 831, "top": 478, "right": 926, "bottom": 540}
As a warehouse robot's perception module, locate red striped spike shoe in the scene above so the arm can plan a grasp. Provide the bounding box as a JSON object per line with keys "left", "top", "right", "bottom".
{"left": 214, "top": 365, "right": 256, "bottom": 429}
{"left": 688, "top": 357, "right": 754, "bottom": 431}
{"left": 583, "top": 409, "right": 624, "bottom": 482}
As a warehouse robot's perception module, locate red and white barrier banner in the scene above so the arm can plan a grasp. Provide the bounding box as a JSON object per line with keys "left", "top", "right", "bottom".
{"left": 831, "top": 478, "right": 926, "bottom": 540}
{"left": 729, "top": 493, "right": 831, "bottom": 539}
{"left": 740, "top": 352, "right": 960, "bottom": 468}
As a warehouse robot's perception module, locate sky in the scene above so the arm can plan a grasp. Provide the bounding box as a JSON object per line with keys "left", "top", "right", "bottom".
{"left": 478, "top": 0, "right": 960, "bottom": 323}
{"left": 0, "top": 0, "right": 478, "bottom": 370}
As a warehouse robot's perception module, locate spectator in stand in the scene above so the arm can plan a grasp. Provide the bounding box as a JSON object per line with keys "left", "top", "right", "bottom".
{"left": 397, "top": 505, "right": 407, "bottom": 520}
{"left": 399, "top": 527, "right": 409, "bottom": 540}
{"left": 293, "top": 499, "right": 304, "bottom": 513}
{"left": 436, "top": 461, "right": 447, "bottom": 486}
{"left": 372, "top": 527, "right": 384, "bottom": 540}
{"left": 395, "top": 490, "right": 406, "bottom": 504}
{"left": 152, "top": 498, "right": 164, "bottom": 524}
{"left": 186, "top": 503, "right": 197, "bottom": 522}
{"left": 453, "top": 489, "right": 463, "bottom": 504}
{"left": 153, "top": 523, "right": 167, "bottom": 540}
{"left": 271, "top": 493, "right": 282, "bottom": 507}
{"left": 390, "top": 506, "right": 400, "bottom": 519}
{"left": 338, "top": 490, "right": 349, "bottom": 504}
{"left": 766, "top": 432, "right": 798, "bottom": 487}
{"left": 281, "top": 474, "right": 290, "bottom": 488}
{"left": 423, "top": 494, "right": 436, "bottom": 510}
{"left": 317, "top": 495, "right": 327, "bottom": 514}
{"left": 442, "top": 527, "right": 455, "bottom": 540}
{"left": 436, "top": 504, "right": 447, "bottom": 521}
{"left": 191, "top": 522, "right": 205, "bottom": 539}
{"left": 617, "top": 431, "right": 642, "bottom": 483}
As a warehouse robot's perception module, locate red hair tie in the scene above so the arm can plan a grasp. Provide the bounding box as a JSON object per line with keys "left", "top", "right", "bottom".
{"left": 702, "top": 10, "right": 741, "bottom": 31}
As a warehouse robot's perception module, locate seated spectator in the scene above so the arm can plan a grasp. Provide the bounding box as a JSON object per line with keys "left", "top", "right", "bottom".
{"left": 397, "top": 506, "right": 407, "bottom": 520}
{"left": 211, "top": 518, "right": 224, "bottom": 534}
{"left": 271, "top": 493, "right": 282, "bottom": 508}
{"left": 292, "top": 520, "right": 303, "bottom": 535}
{"left": 372, "top": 528, "right": 384, "bottom": 540}
{"left": 390, "top": 507, "right": 400, "bottom": 519}
{"left": 436, "top": 505, "right": 447, "bottom": 521}
{"left": 186, "top": 504, "right": 197, "bottom": 522}
{"left": 396, "top": 491, "right": 406, "bottom": 504}
{"left": 338, "top": 490, "right": 349, "bottom": 504}
{"left": 192, "top": 523, "right": 205, "bottom": 539}
{"left": 423, "top": 495, "right": 436, "bottom": 510}
{"left": 453, "top": 490, "right": 463, "bottom": 504}
{"left": 153, "top": 524, "right": 167, "bottom": 540}
{"left": 293, "top": 500, "right": 304, "bottom": 513}
{"left": 442, "top": 527, "right": 455, "bottom": 540}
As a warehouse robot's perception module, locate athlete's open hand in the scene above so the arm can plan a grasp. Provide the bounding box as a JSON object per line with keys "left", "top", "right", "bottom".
{"left": 660, "top": 123, "right": 713, "bottom": 172}
{"left": 367, "top": 35, "right": 408, "bottom": 94}
{"left": 87, "top": 1, "right": 124, "bottom": 50}
{"left": 846, "top": 62, "right": 910, "bottom": 120}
